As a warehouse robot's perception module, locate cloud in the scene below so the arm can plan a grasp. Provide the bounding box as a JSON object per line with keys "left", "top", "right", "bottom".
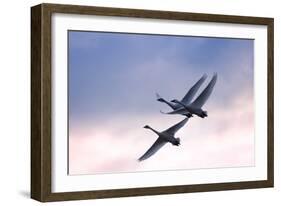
{"left": 69, "top": 89, "right": 254, "bottom": 175}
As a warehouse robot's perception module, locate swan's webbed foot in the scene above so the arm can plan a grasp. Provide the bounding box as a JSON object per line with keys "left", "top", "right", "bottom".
{"left": 184, "top": 113, "right": 193, "bottom": 118}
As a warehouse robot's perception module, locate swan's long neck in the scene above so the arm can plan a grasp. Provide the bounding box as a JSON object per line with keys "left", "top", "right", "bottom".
{"left": 176, "top": 101, "right": 189, "bottom": 110}
{"left": 161, "top": 99, "right": 177, "bottom": 110}
{"left": 157, "top": 96, "right": 176, "bottom": 110}
{"left": 146, "top": 126, "right": 160, "bottom": 135}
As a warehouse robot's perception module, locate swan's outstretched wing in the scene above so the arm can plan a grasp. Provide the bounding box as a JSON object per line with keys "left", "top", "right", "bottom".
{"left": 181, "top": 74, "right": 207, "bottom": 104}
{"left": 190, "top": 73, "right": 217, "bottom": 109}
{"left": 161, "top": 107, "right": 188, "bottom": 115}
{"left": 138, "top": 138, "right": 167, "bottom": 161}
{"left": 164, "top": 117, "right": 189, "bottom": 135}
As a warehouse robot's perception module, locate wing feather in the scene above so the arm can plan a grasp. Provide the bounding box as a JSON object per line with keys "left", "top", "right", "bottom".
{"left": 181, "top": 74, "right": 207, "bottom": 104}
{"left": 138, "top": 138, "right": 167, "bottom": 161}
{"left": 190, "top": 73, "right": 217, "bottom": 108}
{"left": 161, "top": 107, "right": 188, "bottom": 115}
{"left": 164, "top": 117, "right": 189, "bottom": 135}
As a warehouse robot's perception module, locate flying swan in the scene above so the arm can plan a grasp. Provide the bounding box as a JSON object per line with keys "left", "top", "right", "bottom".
{"left": 156, "top": 74, "right": 207, "bottom": 117}
{"left": 169, "top": 73, "right": 218, "bottom": 118}
{"left": 138, "top": 117, "right": 189, "bottom": 161}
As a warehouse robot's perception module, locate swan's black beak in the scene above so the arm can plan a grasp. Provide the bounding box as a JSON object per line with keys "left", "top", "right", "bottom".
{"left": 157, "top": 98, "right": 166, "bottom": 103}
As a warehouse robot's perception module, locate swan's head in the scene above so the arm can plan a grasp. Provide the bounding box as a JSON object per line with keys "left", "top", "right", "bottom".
{"left": 143, "top": 125, "right": 150, "bottom": 129}
{"left": 173, "top": 137, "right": 181, "bottom": 146}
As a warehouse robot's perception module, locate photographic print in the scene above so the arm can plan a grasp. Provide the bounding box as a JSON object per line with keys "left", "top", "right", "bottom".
{"left": 68, "top": 31, "right": 254, "bottom": 175}
{"left": 31, "top": 4, "right": 273, "bottom": 201}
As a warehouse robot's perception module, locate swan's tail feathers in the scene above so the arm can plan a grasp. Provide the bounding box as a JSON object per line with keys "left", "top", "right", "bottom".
{"left": 156, "top": 93, "right": 166, "bottom": 103}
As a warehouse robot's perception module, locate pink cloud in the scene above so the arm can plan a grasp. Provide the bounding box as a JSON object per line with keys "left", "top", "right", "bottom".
{"left": 69, "top": 90, "right": 255, "bottom": 175}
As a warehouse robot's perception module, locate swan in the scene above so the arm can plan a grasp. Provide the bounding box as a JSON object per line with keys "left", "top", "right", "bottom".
{"left": 156, "top": 74, "right": 207, "bottom": 117}
{"left": 138, "top": 117, "right": 189, "bottom": 161}
{"left": 168, "top": 73, "right": 218, "bottom": 118}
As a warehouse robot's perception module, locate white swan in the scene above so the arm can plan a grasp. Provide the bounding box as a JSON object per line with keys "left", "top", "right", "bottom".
{"left": 156, "top": 74, "right": 207, "bottom": 117}
{"left": 138, "top": 117, "right": 189, "bottom": 161}
{"left": 169, "top": 73, "right": 218, "bottom": 118}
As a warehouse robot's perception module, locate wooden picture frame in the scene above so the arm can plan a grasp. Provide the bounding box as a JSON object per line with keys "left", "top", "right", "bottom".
{"left": 31, "top": 3, "right": 274, "bottom": 202}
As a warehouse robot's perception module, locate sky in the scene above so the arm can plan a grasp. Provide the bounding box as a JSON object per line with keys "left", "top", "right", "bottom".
{"left": 68, "top": 31, "right": 254, "bottom": 175}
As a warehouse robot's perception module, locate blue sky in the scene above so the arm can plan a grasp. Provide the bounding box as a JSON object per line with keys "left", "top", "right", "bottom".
{"left": 68, "top": 31, "right": 254, "bottom": 174}
{"left": 69, "top": 31, "right": 253, "bottom": 124}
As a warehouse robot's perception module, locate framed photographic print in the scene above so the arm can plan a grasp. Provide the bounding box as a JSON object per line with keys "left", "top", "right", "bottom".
{"left": 31, "top": 3, "right": 274, "bottom": 202}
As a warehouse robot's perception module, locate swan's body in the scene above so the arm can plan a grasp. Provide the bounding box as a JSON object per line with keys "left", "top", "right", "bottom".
{"left": 156, "top": 74, "right": 207, "bottom": 117}
{"left": 138, "top": 118, "right": 188, "bottom": 161}
{"left": 169, "top": 73, "right": 218, "bottom": 118}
